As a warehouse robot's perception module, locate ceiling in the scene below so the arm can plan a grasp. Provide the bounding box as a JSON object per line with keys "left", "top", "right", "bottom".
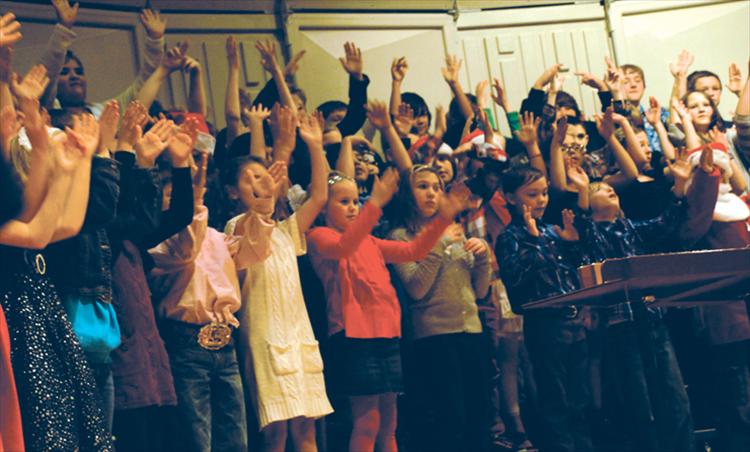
{"left": 5, "top": 0, "right": 584, "bottom": 13}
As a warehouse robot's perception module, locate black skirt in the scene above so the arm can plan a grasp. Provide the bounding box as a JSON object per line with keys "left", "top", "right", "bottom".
{"left": 0, "top": 246, "right": 113, "bottom": 451}
{"left": 325, "top": 332, "right": 403, "bottom": 396}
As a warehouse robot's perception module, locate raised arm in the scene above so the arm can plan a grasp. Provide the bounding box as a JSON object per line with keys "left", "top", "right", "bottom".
{"left": 135, "top": 42, "right": 187, "bottom": 111}
{"left": 295, "top": 112, "right": 329, "bottom": 233}
{"left": 514, "top": 111, "right": 546, "bottom": 175}
{"left": 224, "top": 36, "right": 249, "bottom": 145}
{"left": 367, "top": 99, "right": 412, "bottom": 171}
{"left": 337, "top": 42, "right": 369, "bottom": 136}
{"left": 246, "top": 104, "right": 271, "bottom": 160}
{"left": 733, "top": 64, "right": 750, "bottom": 164}
{"left": 256, "top": 40, "right": 295, "bottom": 109}
{"left": 549, "top": 117, "right": 569, "bottom": 191}
{"left": 613, "top": 112, "right": 648, "bottom": 168}
{"left": 390, "top": 56, "right": 408, "bottom": 115}
{"left": 183, "top": 56, "right": 208, "bottom": 117}
{"left": 337, "top": 135, "right": 357, "bottom": 177}
{"left": 40, "top": 2, "right": 77, "bottom": 108}
{"left": 669, "top": 49, "right": 694, "bottom": 102}
{"left": 645, "top": 96, "right": 676, "bottom": 161}
{"left": 597, "top": 108, "right": 639, "bottom": 182}
{"left": 269, "top": 104, "right": 297, "bottom": 164}
{"left": 442, "top": 54, "right": 474, "bottom": 122}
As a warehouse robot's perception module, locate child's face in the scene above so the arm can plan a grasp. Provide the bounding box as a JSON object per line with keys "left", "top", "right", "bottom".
{"left": 431, "top": 155, "right": 454, "bottom": 184}
{"left": 635, "top": 130, "right": 652, "bottom": 167}
{"left": 687, "top": 92, "right": 713, "bottom": 128}
{"left": 623, "top": 69, "right": 645, "bottom": 103}
{"left": 562, "top": 124, "right": 588, "bottom": 167}
{"left": 414, "top": 115, "right": 430, "bottom": 135}
{"left": 412, "top": 171, "right": 443, "bottom": 219}
{"left": 694, "top": 76, "right": 722, "bottom": 107}
{"left": 236, "top": 162, "right": 276, "bottom": 210}
{"left": 509, "top": 176, "right": 549, "bottom": 219}
{"left": 590, "top": 183, "right": 620, "bottom": 213}
{"left": 325, "top": 180, "right": 360, "bottom": 232}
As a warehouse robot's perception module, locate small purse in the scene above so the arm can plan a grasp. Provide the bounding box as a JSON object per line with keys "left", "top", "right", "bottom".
{"left": 64, "top": 297, "right": 122, "bottom": 354}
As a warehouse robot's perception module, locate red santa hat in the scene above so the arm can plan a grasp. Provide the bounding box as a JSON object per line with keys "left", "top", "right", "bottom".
{"left": 686, "top": 142, "right": 733, "bottom": 177}
{"left": 461, "top": 129, "right": 507, "bottom": 162}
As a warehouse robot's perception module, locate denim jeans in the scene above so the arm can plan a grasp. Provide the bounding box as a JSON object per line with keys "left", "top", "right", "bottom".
{"left": 604, "top": 313, "right": 693, "bottom": 452}
{"left": 164, "top": 324, "right": 248, "bottom": 452}
{"left": 87, "top": 360, "right": 115, "bottom": 433}
{"left": 524, "top": 315, "right": 593, "bottom": 452}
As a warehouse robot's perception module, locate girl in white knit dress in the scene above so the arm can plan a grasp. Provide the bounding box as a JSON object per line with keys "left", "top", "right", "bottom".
{"left": 224, "top": 113, "right": 332, "bottom": 452}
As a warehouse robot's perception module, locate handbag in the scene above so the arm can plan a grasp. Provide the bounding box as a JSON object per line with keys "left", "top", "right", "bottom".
{"left": 64, "top": 296, "right": 122, "bottom": 354}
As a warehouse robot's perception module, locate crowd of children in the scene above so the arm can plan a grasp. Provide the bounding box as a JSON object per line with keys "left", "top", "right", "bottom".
{"left": 1, "top": 1, "right": 749, "bottom": 452}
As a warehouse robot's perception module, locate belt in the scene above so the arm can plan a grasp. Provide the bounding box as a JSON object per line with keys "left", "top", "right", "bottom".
{"left": 162, "top": 320, "right": 235, "bottom": 351}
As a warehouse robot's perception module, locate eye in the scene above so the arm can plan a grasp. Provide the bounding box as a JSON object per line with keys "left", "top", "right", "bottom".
{"left": 61, "top": 68, "right": 70, "bottom": 76}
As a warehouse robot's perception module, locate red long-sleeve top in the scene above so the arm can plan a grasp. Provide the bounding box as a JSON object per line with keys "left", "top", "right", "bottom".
{"left": 307, "top": 202, "right": 450, "bottom": 339}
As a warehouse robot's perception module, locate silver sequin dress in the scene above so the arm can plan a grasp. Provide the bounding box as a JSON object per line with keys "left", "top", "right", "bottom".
{"left": 0, "top": 246, "right": 114, "bottom": 451}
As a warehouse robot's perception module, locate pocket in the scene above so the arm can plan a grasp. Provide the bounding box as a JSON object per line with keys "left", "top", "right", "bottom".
{"left": 267, "top": 342, "right": 299, "bottom": 376}
{"left": 300, "top": 340, "right": 324, "bottom": 373}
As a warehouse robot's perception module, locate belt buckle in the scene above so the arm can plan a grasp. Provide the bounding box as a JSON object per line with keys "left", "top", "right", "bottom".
{"left": 565, "top": 305, "right": 579, "bottom": 319}
{"left": 34, "top": 253, "right": 46, "bottom": 275}
{"left": 197, "top": 322, "right": 232, "bottom": 350}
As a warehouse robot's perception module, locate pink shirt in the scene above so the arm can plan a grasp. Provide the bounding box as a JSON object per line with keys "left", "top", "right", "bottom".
{"left": 307, "top": 202, "right": 450, "bottom": 339}
{"left": 149, "top": 206, "right": 258, "bottom": 325}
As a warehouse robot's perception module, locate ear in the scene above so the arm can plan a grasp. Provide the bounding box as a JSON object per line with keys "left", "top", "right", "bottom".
{"left": 505, "top": 192, "right": 518, "bottom": 206}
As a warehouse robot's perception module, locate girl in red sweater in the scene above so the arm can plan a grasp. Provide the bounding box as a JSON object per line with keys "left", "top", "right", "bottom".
{"left": 307, "top": 167, "right": 470, "bottom": 452}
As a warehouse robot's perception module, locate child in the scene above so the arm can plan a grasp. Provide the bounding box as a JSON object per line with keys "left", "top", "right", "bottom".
{"left": 567, "top": 159, "right": 694, "bottom": 452}
{"left": 307, "top": 167, "right": 469, "bottom": 452}
{"left": 148, "top": 154, "right": 248, "bottom": 452}
{"left": 223, "top": 112, "right": 332, "bottom": 452}
{"left": 389, "top": 165, "right": 492, "bottom": 452}
{"left": 494, "top": 166, "right": 592, "bottom": 452}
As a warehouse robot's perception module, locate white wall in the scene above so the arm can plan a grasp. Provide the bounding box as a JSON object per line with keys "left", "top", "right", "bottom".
{"left": 1, "top": 0, "right": 747, "bottom": 130}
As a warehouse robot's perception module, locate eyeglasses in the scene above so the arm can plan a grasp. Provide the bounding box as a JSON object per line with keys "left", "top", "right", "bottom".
{"left": 562, "top": 143, "right": 585, "bottom": 152}
{"left": 567, "top": 133, "right": 587, "bottom": 140}
{"left": 327, "top": 171, "right": 355, "bottom": 186}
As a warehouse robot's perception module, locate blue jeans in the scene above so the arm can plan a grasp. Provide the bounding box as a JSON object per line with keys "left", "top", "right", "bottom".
{"left": 604, "top": 313, "right": 693, "bottom": 452}
{"left": 87, "top": 360, "right": 115, "bottom": 432}
{"left": 164, "top": 323, "right": 248, "bottom": 452}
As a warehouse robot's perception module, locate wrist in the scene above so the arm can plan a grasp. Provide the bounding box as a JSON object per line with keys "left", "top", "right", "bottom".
{"left": 136, "top": 155, "right": 156, "bottom": 168}
{"left": 171, "top": 155, "right": 190, "bottom": 168}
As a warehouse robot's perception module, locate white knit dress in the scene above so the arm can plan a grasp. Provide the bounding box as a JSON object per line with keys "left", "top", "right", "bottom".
{"left": 226, "top": 213, "right": 332, "bottom": 430}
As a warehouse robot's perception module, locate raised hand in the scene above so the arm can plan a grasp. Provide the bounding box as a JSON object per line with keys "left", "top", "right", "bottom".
{"left": 226, "top": 36, "right": 240, "bottom": 70}
{"left": 644, "top": 96, "right": 662, "bottom": 125}
{"left": 179, "top": 116, "right": 200, "bottom": 144}
{"left": 167, "top": 131, "right": 195, "bottom": 167}
{"left": 366, "top": 100, "right": 392, "bottom": 130}
{"left": 515, "top": 111, "right": 540, "bottom": 146}
{"left": 669, "top": 49, "right": 694, "bottom": 79}
{"left": 708, "top": 126, "right": 730, "bottom": 149}
{"left": 553, "top": 209, "right": 579, "bottom": 241}
{"left": 247, "top": 164, "right": 278, "bottom": 216}
{"left": 566, "top": 164, "right": 589, "bottom": 190}
{"left": 491, "top": 77, "right": 510, "bottom": 110}
{"left": 52, "top": 0, "right": 79, "bottom": 29}
{"left": 393, "top": 102, "right": 414, "bottom": 137}
{"left": 666, "top": 146, "right": 692, "bottom": 194}
{"left": 256, "top": 40, "right": 280, "bottom": 73}
{"left": 298, "top": 111, "right": 323, "bottom": 146}
{"left": 522, "top": 204, "right": 539, "bottom": 237}
{"left": 0, "top": 12, "right": 22, "bottom": 47}
{"left": 549, "top": 72, "right": 567, "bottom": 94}
{"left": 434, "top": 104, "right": 447, "bottom": 137}
{"left": 339, "top": 42, "right": 363, "bottom": 79}
{"left": 604, "top": 56, "right": 622, "bottom": 98}
{"left": 269, "top": 104, "right": 296, "bottom": 158}
{"left": 671, "top": 98, "right": 690, "bottom": 121}
{"left": 532, "top": 63, "right": 563, "bottom": 90}
{"left": 65, "top": 113, "right": 100, "bottom": 159}
{"left": 117, "top": 101, "right": 149, "bottom": 150}
{"left": 247, "top": 103, "right": 271, "bottom": 127}
{"left": 391, "top": 56, "right": 408, "bottom": 82}
{"left": 698, "top": 143, "right": 714, "bottom": 174}
{"left": 183, "top": 55, "right": 201, "bottom": 76}
{"left": 595, "top": 107, "right": 615, "bottom": 140}
{"left": 477, "top": 109, "right": 494, "bottom": 143}
{"left": 369, "top": 167, "right": 400, "bottom": 209}
{"left": 97, "top": 100, "right": 120, "bottom": 156}
{"left": 162, "top": 42, "right": 188, "bottom": 72}
{"left": 554, "top": 115, "right": 569, "bottom": 145}
{"left": 441, "top": 54, "right": 463, "bottom": 85}
{"left": 464, "top": 237, "right": 487, "bottom": 255}
{"left": 439, "top": 182, "right": 472, "bottom": 220}
{"left": 575, "top": 71, "right": 606, "bottom": 91}
{"left": 268, "top": 160, "right": 288, "bottom": 189}
{"left": 284, "top": 50, "right": 305, "bottom": 78}
{"left": 139, "top": 9, "right": 166, "bottom": 40}
{"left": 727, "top": 63, "right": 743, "bottom": 96}
{"left": 11, "top": 64, "right": 49, "bottom": 101}
{"left": 134, "top": 118, "right": 174, "bottom": 167}
{"left": 475, "top": 79, "right": 489, "bottom": 108}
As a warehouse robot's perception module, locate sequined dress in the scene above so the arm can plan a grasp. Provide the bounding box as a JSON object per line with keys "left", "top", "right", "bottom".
{"left": 0, "top": 246, "right": 114, "bottom": 451}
